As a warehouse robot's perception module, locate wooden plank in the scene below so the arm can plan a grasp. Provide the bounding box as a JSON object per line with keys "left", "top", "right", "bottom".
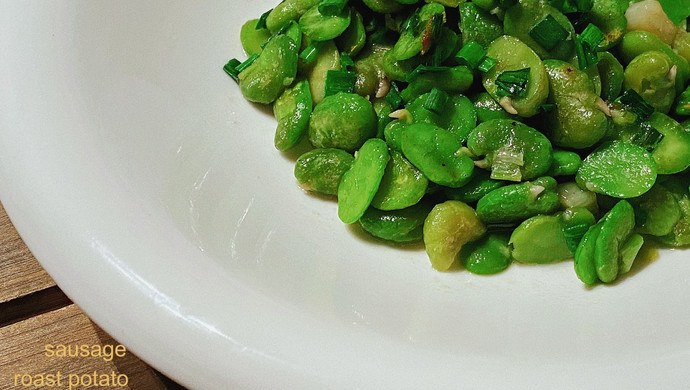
{"left": 0, "top": 304, "right": 167, "bottom": 390}
{"left": 0, "top": 203, "right": 55, "bottom": 303}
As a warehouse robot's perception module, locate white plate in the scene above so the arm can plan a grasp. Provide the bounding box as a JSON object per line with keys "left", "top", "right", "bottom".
{"left": 1, "top": 2, "right": 689, "bottom": 389}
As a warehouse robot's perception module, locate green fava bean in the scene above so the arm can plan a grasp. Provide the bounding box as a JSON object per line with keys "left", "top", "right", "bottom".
{"left": 336, "top": 9, "right": 366, "bottom": 56}
{"left": 557, "top": 182, "right": 599, "bottom": 214}
{"left": 294, "top": 148, "right": 354, "bottom": 195}
{"left": 337, "top": 138, "right": 390, "bottom": 223}
{"left": 594, "top": 200, "right": 638, "bottom": 282}
{"left": 265, "top": 0, "right": 321, "bottom": 32}
{"left": 423, "top": 200, "right": 487, "bottom": 271}
{"left": 597, "top": 51, "right": 624, "bottom": 101}
{"left": 390, "top": 3, "right": 446, "bottom": 61}
{"left": 472, "top": 0, "right": 499, "bottom": 11}
{"left": 546, "top": 149, "right": 581, "bottom": 177}
{"left": 239, "top": 35, "right": 298, "bottom": 104}
{"left": 401, "top": 66, "right": 474, "bottom": 102}
{"left": 676, "top": 86, "right": 690, "bottom": 116}
{"left": 560, "top": 207, "right": 597, "bottom": 254}
{"left": 476, "top": 177, "right": 560, "bottom": 224}
{"left": 510, "top": 214, "right": 572, "bottom": 264}
{"left": 503, "top": 0, "right": 575, "bottom": 60}
{"left": 630, "top": 183, "right": 682, "bottom": 236}
{"left": 574, "top": 200, "right": 641, "bottom": 284}
{"left": 308, "top": 92, "right": 377, "bottom": 152}
{"left": 483, "top": 36, "right": 550, "bottom": 118}
{"left": 657, "top": 178, "right": 690, "bottom": 247}
{"left": 460, "top": 234, "right": 512, "bottom": 275}
{"left": 458, "top": 2, "right": 504, "bottom": 47}
{"left": 406, "top": 92, "right": 477, "bottom": 142}
{"left": 383, "top": 120, "right": 409, "bottom": 151}
{"left": 371, "top": 150, "right": 429, "bottom": 211}
{"left": 623, "top": 51, "right": 676, "bottom": 114}
{"left": 382, "top": 50, "right": 422, "bottom": 82}
{"left": 373, "top": 98, "right": 393, "bottom": 139}
{"left": 620, "top": 31, "right": 690, "bottom": 95}
{"left": 299, "top": 5, "right": 351, "bottom": 42}
{"left": 400, "top": 123, "right": 475, "bottom": 188}
{"left": 472, "top": 92, "right": 516, "bottom": 123}
{"left": 359, "top": 201, "right": 433, "bottom": 242}
{"left": 274, "top": 79, "right": 312, "bottom": 151}
{"left": 240, "top": 19, "right": 272, "bottom": 56}
{"left": 588, "top": 0, "right": 627, "bottom": 50}
{"left": 543, "top": 60, "right": 608, "bottom": 149}
{"left": 674, "top": 30, "right": 690, "bottom": 64}
{"left": 467, "top": 119, "right": 553, "bottom": 182}
{"left": 576, "top": 141, "right": 657, "bottom": 199}
{"left": 445, "top": 169, "right": 506, "bottom": 203}
{"left": 353, "top": 43, "right": 390, "bottom": 98}
{"left": 303, "top": 40, "right": 341, "bottom": 105}
{"left": 574, "top": 222, "right": 602, "bottom": 285}
{"left": 362, "top": 0, "right": 405, "bottom": 13}
{"left": 648, "top": 112, "right": 690, "bottom": 174}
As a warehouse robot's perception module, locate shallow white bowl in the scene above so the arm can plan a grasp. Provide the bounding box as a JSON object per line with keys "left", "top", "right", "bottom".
{"left": 1, "top": 1, "right": 689, "bottom": 389}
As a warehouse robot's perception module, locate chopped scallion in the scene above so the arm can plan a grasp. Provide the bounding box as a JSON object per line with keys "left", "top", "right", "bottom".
{"left": 478, "top": 56, "right": 497, "bottom": 72}
{"left": 546, "top": 0, "right": 578, "bottom": 13}
{"left": 423, "top": 88, "right": 450, "bottom": 114}
{"left": 406, "top": 65, "right": 449, "bottom": 83}
{"left": 455, "top": 41, "right": 487, "bottom": 70}
{"left": 574, "top": 24, "right": 605, "bottom": 69}
{"left": 223, "top": 58, "right": 242, "bottom": 81}
{"left": 385, "top": 82, "right": 403, "bottom": 110}
{"left": 579, "top": 23, "right": 605, "bottom": 47}
{"left": 299, "top": 43, "right": 322, "bottom": 63}
{"left": 629, "top": 122, "right": 665, "bottom": 152}
{"left": 318, "top": 0, "right": 349, "bottom": 16}
{"left": 619, "top": 89, "right": 655, "bottom": 120}
{"left": 529, "top": 15, "right": 569, "bottom": 51}
{"left": 490, "top": 146, "right": 524, "bottom": 181}
{"left": 340, "top": 52, "right": 355, "bottom": 71}
{"left": 236, "top": 54, "right": 259, "bottom": 73}
{"left": 495, "top": 68, "right": 531, "bottom": 98}
{"left": 324, "top": 70, "right": 356, "bottom": 97}
{"left": 256, "top": 9, "right": 272, "bottom": 30}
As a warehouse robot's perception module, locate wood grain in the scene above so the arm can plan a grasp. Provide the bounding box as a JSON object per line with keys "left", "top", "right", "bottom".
{"left": 0, "top": 202, "right": 186, "bottom": 389}
{"left": 0, "top": 304, "right": 166, "bottom": 389}
{"left": 0, "top": 203, "right": 55, "bottom": 303}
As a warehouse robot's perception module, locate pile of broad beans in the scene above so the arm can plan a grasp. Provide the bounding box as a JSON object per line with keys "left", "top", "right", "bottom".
{"left": 228, "top": 0, "right": 690, "bottom": 285}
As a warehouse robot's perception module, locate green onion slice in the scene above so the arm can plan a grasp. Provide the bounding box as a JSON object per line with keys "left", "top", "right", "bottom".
{"left": 495, "top": 68, "right": 531, "bottom": 98}
{"left": 529, "top": 15, "right": 569, "bottom": 51}
{"left": 324, "top": 70, "right": 356, "bottom": 97}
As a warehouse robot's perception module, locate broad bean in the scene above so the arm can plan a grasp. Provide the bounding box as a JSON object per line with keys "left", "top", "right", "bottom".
{"left": 423, "top": 200, "right": 486, "bottom": 271}
{"left": 483, "top": 36, "right": 550, "bottom": 117}
{"left": 274, "top": 78, "right": 312, "bottom": 150}
{"left": 239, "top": 34, "right": 298, "bottom": 104}
{"left": 338, "top": 138, "right": 390, "bottom": 223}
{"left": 476, "top": 177, "right": 560, "bottom": 223}
{"left": 400, "top": 123, "right": 475, "bottom": 188}
{"left": 308, "top": 92, "right": 377, "bottom": 152}
{"left": 294, "top": 148, "right": 354, "bottom": 195}
{"left": 371, "top": 150, "right": 429, "bottom": 210}
{"left": 576, "top": 141, "right": 657, "bottom": 198}
{"left": 467, "top": 119, "right": 553, "bottom": 182}
{"left": 359, "top": 201, "right": 433, "bottom": 242}
{"left": 543, "top": 60, "right": 608, "bottom": 149}
{"left": 460, "top": 234, "right": 512, "bottom": 275}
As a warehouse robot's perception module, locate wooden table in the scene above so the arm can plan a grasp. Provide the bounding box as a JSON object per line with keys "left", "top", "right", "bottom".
{"left": 0, "top": 202, "right": 186, "bottom": 389}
